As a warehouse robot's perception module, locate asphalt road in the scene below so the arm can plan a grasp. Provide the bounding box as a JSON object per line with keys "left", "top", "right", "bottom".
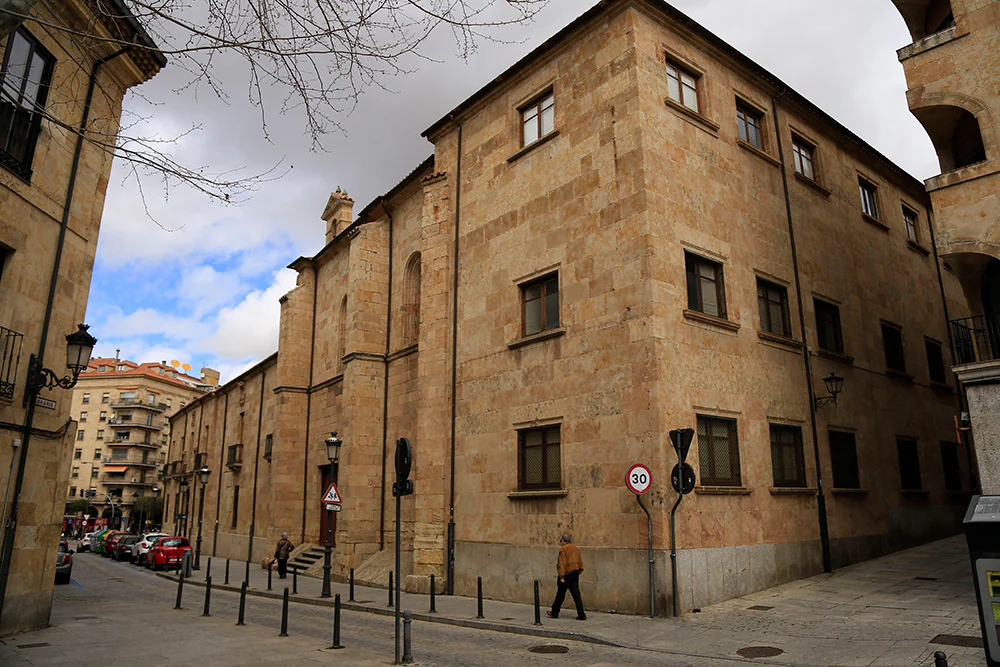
{"left": 31, "top": 552, "right": 754, "bottom": 666}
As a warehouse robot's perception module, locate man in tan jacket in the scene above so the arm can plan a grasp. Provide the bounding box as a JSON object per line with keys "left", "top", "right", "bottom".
{"left": 547, "top": 533, "right": 586, "bottom": 620}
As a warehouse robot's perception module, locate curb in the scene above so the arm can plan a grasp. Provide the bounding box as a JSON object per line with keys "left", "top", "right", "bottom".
{"left": 154, "top": 570, "right": 621, "bottom": 648}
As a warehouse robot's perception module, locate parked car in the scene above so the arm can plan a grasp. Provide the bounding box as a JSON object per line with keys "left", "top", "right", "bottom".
{"left": 79, "top": 532, "right": 96, "bottom": 552}
{"left": 102, "top": 532, "right": 125, "bottom": 557}
{"left": 145, "top": 536, "right": 192, "bottom": 570}
{"left": 55, "top": 543, "right": 73, "bottom": 585}
{"left": 114, "top": 535, "right": 140, "bottom": 561}
{"left": 132, "top": 533, "right": 167, "bottom": 564}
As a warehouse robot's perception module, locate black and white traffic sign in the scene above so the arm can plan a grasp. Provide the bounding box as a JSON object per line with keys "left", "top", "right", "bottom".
{"left": 626, "top": 463, "right": 653, "bottom": 495}
{"left": 671, "top": 463, "right": 696, "bottom": 495}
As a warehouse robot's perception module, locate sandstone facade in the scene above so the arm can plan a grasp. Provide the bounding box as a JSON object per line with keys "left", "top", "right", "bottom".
{"left": 0, "top": 2, "right": 163, "bottom": 635}
{"left": 163, "top": 0, "right": 971, "bottom": 615}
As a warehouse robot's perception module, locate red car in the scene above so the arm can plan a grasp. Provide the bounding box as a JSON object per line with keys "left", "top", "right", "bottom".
{"left": 145, "top": 536, "right": 192, "bottom": 570}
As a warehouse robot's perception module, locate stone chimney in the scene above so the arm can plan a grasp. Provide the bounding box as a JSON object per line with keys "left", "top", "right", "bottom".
{"left": 200, "top": 367, "right": 220, "bottom": 387}
{"left": 321, "top": 187, "right": 355, "bottom": 245}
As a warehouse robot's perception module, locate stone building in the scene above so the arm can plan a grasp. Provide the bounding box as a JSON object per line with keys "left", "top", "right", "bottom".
{"left": 162, "top": 0, "right": 971, "bottom": 614}
{"left": 0, "top": 0, "right": 163, "bottom": 634}
{"left": 64, "top": 357, "right": 216, "bottom": 529}
{"left": 891, "top": 0, "right": 1000, "bottom": 494}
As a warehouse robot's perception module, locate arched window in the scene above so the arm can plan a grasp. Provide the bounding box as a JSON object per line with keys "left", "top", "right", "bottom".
{"left": 401, "top": 253, "right": 421, "bottom": 347}
{"left": 913, "top": 105, "right": 987, "bottom": 172}
{"left": 337, "top": 296, "right": 348, "bottom": 371}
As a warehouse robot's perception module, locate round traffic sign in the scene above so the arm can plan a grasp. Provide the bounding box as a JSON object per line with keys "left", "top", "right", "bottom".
{"left": 671, "top": 463, "right": 696, "bottom": 495}
{"left": 626, "top": 463, "right": 653, "bottom": 494}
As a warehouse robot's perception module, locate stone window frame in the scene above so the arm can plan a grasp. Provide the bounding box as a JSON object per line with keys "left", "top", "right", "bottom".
{"left": 77, "top": 429, "right": 84, "bottom": 441}
{"left": 895, "top": 436, "right": 923, "bottom": 491}
{"left": 695, "top": 413, "right": 742, "bottom": 487}
{"left": 665, "top": 55, "right": 702, "bottom": 114}
{"left": 902, "top": 204, "right": 920, "bottom": 243}
{"left": 82, "top": 393, "right": 90, "bottom": 404}
{"left": 685, "top": 251, "right": 727, "bottom": 320}
{"left": 769, "top": 423, "right": 807, "bottom": 488}
{"left": 74, "top": 448, "right": 82, "bottom": 459}
{"left": 925, "top": 336, "right": 947, "bottom": 385}
{"left": 858, "top": 174, "right": 887, "bottom": 231}
{"left": 509, "top": 265, "right": 565, "bottom": 348}
{"left": 813, "top": 297, "right": 845, "bottom": 356}
{"left": 516, "top": 422, "right": 562, "bottom": 492}
{"left": 789, "top": 126, "right": 830, "bottom": 198}
{"left": 0, "top": 28, "right": 55, "bottom": 181}
{"left": 519, "top": 87, "right": 555, "bottom": 148}
{"left": 940, "top": 441, "right": 962, "bottom": 492}
{"left": 828, "top": 429, "right": 861, "bottom": 490}
{"left": 756, "top": 277, "right": 791, "bottom": 338}
{"left": 880, "top": 319, "right": 908, "bottom": 376}
{"left": 734, "top": 94, "right": 769, "bottom": 153}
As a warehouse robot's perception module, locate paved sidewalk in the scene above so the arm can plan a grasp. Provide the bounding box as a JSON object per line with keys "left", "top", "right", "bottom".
{"left": 170, "top": 536, "right": 983, "bottom": 666}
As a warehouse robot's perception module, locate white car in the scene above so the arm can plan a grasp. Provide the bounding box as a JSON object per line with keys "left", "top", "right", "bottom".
{"left": 79, "top": 532, "right": 96, "bottom": 552}
{"left": 131, "top": 533, "right": 167, "bottom": 564}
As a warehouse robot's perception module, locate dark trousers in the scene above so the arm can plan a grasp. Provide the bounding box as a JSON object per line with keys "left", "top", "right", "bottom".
{"left": 550, "top": 570, "right": 585, "bottom": 618}
{"left": 277, "top": 558, "right": 288, "bottom": 578}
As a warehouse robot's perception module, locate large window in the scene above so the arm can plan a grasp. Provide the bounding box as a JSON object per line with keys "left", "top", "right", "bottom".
{"left": 896, "top": 438, "right": 922, "bottom": 490}
{"left": 903, "top": 207, "right": 920, "bottom": 243}
{"left": 518, "top": 425, "right": 561, "bottom": 490}
{"left": 882, "top": 322, "right": 907, "bottom": 373}
{"left": 792, "top": 138, "right": 815, "bottom": 180}
{"left": 686, "top": 253, "right": 726, "bottom": 319}
{"left": 757, "top": 278, "right": 791, "bottom": 337}
{"left": 770, "top": 424, "right": 806, "bottom": 487}
{"left": 0, "top": 29, "right": 54, "bottom": 178}
{"left": 814, "top": 299, "right": 844, "bottom": 354}
{"left": 829, "top": 430, "right": 860, "bottom": 489}
{"left": 859, "top": 177, "right": 879, "bottom": 219}
{"left": 522, "top": 273, "right": 559, "bottom": 336}
{"left": 520, "top": 91, "right": 554, "bottom": 147}
{"left": 736, "top": 102, "right": 763, "bottom": 149}
{"left": 926, "top": 339, "right": 946, "bottom": 384}
{"left": 696, "top": 415, "right": 741, "bottom": 486}
{"left": 665, "top": 60, "right": 699, "bottom": 112}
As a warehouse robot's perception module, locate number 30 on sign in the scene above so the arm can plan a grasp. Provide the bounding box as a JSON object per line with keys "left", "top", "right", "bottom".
{"left": 626, "top": 463, "right": 652, "bottom": 495}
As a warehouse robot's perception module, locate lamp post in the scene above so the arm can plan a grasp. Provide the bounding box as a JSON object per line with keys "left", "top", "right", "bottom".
{"left": 0, "top": 323, "right": 97, "bottom": 620}
{"left": 151, "top": 486, "right": 160, "bottom": 531}
{"left": 321, "top": 432, "right": 343, "bottom": 598}
{"left": 814, "top": 373, "right": 845, "bottom": 409}
{"left": 179, "top": 478, "right": 189, "bottom": 537}
{"left": 194, "top": 467, "right": 210, "bottom": 571}
{"left": 132, "top": 491, "right": 142, "bottom": 533}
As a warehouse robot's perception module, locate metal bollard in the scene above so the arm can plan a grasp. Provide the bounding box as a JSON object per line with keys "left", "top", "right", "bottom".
{"left": 533, "top": 579, "right": 542, "bottom": 626}
{"left": 279, "top": 587, "right": 289, "bottom": 637}
{"left": 349, "top": 568, "right": 355, "bottom": 602}
{"left": 389, "top": 571, "right": 394, "bottom": 607}
{"left": 267, "top": 565, "right": 272, "bottom": 591}
{"left": 206, "top": 557, "right": 212, "bottom": 581}
{"left": 225, "top": 559, "right": 230, "bottom": 585}
{"left": 244, "top": 560, "right": 250, "bottom": 587}
{"left": 202, "top": 576, "right": 212, "bottom": 617}
{"left": 402, "top": 610, "right": 413, "bottom": 664}
{"left": 477, "top": 576, "right": 484, "bottom": 619}
{"left": 331, "top": 593, "right": 344, "bottom": 649}
{"left": 236, "top": 581, "right": 247, "bottom": 626}
{"left": 934, "top": 651, "right": 948, "bottom": 667}
{"left": 292, "top": 569, "right": 298, "bottom": 595}
{"left": 430, "top": 573, "right": 436, "bottom": 613}
{"left": 174, "top": 566, "right": 185, "bottom": 609}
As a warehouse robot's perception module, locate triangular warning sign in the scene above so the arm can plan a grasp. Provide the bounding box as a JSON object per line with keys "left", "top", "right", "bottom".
{"left": 321, "top": 482, "right": 341, "bottom": 504}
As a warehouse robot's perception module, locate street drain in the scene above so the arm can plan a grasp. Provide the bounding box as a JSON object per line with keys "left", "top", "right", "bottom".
{"left": 931, "top": 634, "right": 983, "bottom": 648}
{"left": 528, "top": 645, "right": 569, "bottom": 654}
{"left": 914, "top": 576, "right": 938, "bottom": 581}
{"left": 16, "top": 643, "right": 50, "bottom": 649}
{"left": 73, "top": 615, "right": 100, "bottom": 620}
{"left": 501, "top": 617, "right": 515, "bottom": 621}
{"left": 736, "top": 646, "right": 784, "bottom": 658}
{"left": 747, "top": 605, "right": 774, "bottom": 611}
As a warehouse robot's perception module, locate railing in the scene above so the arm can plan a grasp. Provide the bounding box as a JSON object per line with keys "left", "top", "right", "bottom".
{"left": 108, "top": 418, "right": 161, "bottom": 430}
{"left": 110, "top": 398, "right": 168, "bottom": 411}
{"left": 102, "top": 457, "right": 158, "bottom": 468}
{"left": 951, "top": 314, "right": 1000, "bottom": 365}
{"left": 227, "top": 443, "right": 244, "bottom": 469}
{"left": 0, "top": 326, "right": 24, "bottom": 401}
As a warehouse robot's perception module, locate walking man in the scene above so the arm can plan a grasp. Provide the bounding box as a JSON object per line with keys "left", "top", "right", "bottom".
{"left": 547, "top": 533, "right": 586, "bottom": 620}
{"left": 274, "top": 532, "right": 294, "bottom": 579}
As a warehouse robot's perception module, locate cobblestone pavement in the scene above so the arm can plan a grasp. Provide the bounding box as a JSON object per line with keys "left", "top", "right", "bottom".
{"left": 0, "top": 535, "right": 987, "bottom": 666}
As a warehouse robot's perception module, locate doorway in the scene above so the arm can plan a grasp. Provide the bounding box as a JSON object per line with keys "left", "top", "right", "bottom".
{"left": 320, "top": 463, "right": 338, "bottom": 547}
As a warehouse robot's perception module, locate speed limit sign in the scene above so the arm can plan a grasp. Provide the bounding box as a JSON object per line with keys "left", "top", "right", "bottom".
{"left": 626, "top": 463, "right": 653, "bottom": 495}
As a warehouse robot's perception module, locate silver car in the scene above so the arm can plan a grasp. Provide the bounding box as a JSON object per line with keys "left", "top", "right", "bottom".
{"left": 131, "top": 532, "right": 167, "bottom": 564}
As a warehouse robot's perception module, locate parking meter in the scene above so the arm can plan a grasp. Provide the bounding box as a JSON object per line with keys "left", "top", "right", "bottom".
{"left": 964, "top": 495, "right": 1000, "bottom": 667}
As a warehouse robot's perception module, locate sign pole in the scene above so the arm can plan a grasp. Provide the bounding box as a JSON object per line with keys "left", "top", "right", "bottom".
{"left": 393, "top": 438, "right": 413, "bottom": 665}
{"left": 636, "top": 492, "right": 655, "bottom": 618}
{"left": 669, "top": 444, "right": 683, "bottom": 618}
{"left": 668, "top": 428, "right": 695, "bottom": 617}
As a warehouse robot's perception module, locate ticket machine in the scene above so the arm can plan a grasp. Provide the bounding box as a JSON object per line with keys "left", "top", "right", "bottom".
{"left": 964, "top": 495, "right": 1000, "bottom": 667}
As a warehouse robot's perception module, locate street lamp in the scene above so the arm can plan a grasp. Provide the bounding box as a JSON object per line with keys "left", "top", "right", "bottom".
{"left": 132, "top": 491, "right": 141, "bottom": 533}
{"left": 194, "top": 467, "right": 210, "bottom": 571}
{"left": 151, "top": 486, "right": 160, "bottom": 530}
{"left": 178, "top": 478, "right": 189, "bottom": 537}
{"left": 814, "top": 372, "right": 845, "bottom": 409}
{"left": 321, "top": 432, "right": 343, "bottom": 598}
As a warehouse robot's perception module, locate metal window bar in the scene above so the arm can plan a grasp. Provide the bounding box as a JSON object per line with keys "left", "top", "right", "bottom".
{"left": 951, "top": 314, "right": 1000, "bottom": 365}
{"left": 0, "top": 326, "right": 24, "bottom": 401}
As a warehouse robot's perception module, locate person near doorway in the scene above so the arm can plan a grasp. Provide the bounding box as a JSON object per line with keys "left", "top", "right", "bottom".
{"left": 547, "top": 533, "right": 586, "bottom": 620}
{"left": 274, "top": 532, "right": 294, "bottom": 579}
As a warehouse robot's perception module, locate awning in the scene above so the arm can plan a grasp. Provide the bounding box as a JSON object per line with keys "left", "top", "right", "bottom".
{"left": 103, "top": 465, "right": 128, "bottom": 472}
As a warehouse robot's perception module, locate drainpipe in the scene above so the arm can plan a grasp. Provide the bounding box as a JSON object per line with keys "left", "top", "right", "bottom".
{"left": 248, "top": 368, "right": 266, "bottom": 562}
{"left": 771, "top": 92, "right": 832, "bottom": 573}
{"left": 924, "top": 204, "right": 979, "bottom": 493}
{"left": 213, "top": 392, "right": 228, "bottom": 556}
{"left": 0, "top": 47, "right": 131, "bottom": 620}
{"left": 447, "top": 119, "right": 463, "bottom": 595}
{"left": 301, "top": 262, "right": 318, "bottom": 545}
{"left": 379, "top": 199, "right": 395, "bottom": 551}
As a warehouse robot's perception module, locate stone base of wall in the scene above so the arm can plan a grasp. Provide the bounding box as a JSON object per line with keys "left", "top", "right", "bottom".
{"left": 832, "top": 505, "right": 964, "bottom": 570}
{"left": 956, "top": 364, "right": 1000, "bottom": 494}
{"left": 0, "top": 589, "right": 52, "bottom": 637}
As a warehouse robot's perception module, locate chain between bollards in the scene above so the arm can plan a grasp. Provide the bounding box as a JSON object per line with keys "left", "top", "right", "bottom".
{"left": 429, "top": 573, "right": 436, "bottom": 613}
{"left": 293, "top": 569, "right": 298, "bottom": 595}
{"left": 389, "top": 571, "right": 394, "bottom": 607}
{"left": 224, "top": 559, "right": 230, "bottom": 585}
{"left": 934, "top": 651, "right": 948, "bottom": 667}
{"left": 236, "top": 581, "right": 247, "bottom": 626}
{"left": 533, "top": 579, "right": 542, "bottom": 626}
{"left": 174, "top": 565, "right": 185, "bottom": 610}
{"left": 402, "top": 610, "right": 413, "bottom": 664}
{"left": 279, "top": 587, "right": 289, "bottom": 637}
{"left": 202, "top": 576, "right": 212, "bottom": 617}
{"left": 476, "top": 576, "right": 484, "bottom": 619}
{"left": 267, "top": 564, "right": 272, "bottom": 591}
{"left": 349, "top": 568, "right": 355, "bottom": 602}
{"left": 331, "top": 593, "right": 344, "bottom": 649}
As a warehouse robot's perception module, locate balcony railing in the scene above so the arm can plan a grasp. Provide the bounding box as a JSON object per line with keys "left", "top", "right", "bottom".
{"left": 951, "top": 314, "right": 1000, "bottom": 365}
{"left": 108, "top": 418, "right": 162, "bottom": 431}
{"left": 102, "top": 457, "right": 158, "bottom": 469}
{"left": 110, "top": 398, "right": 169, "bottom": 411}
{"left": 227, "top": 443, "right": 244, "bottom": 470}
{"left": 0, "top": 326, "right": 23, "bottom": 401}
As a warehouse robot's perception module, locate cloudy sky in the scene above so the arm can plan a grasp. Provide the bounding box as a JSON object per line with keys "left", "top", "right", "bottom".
{"left": 85, "top": 0, "right": 934, "bottom": 384}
